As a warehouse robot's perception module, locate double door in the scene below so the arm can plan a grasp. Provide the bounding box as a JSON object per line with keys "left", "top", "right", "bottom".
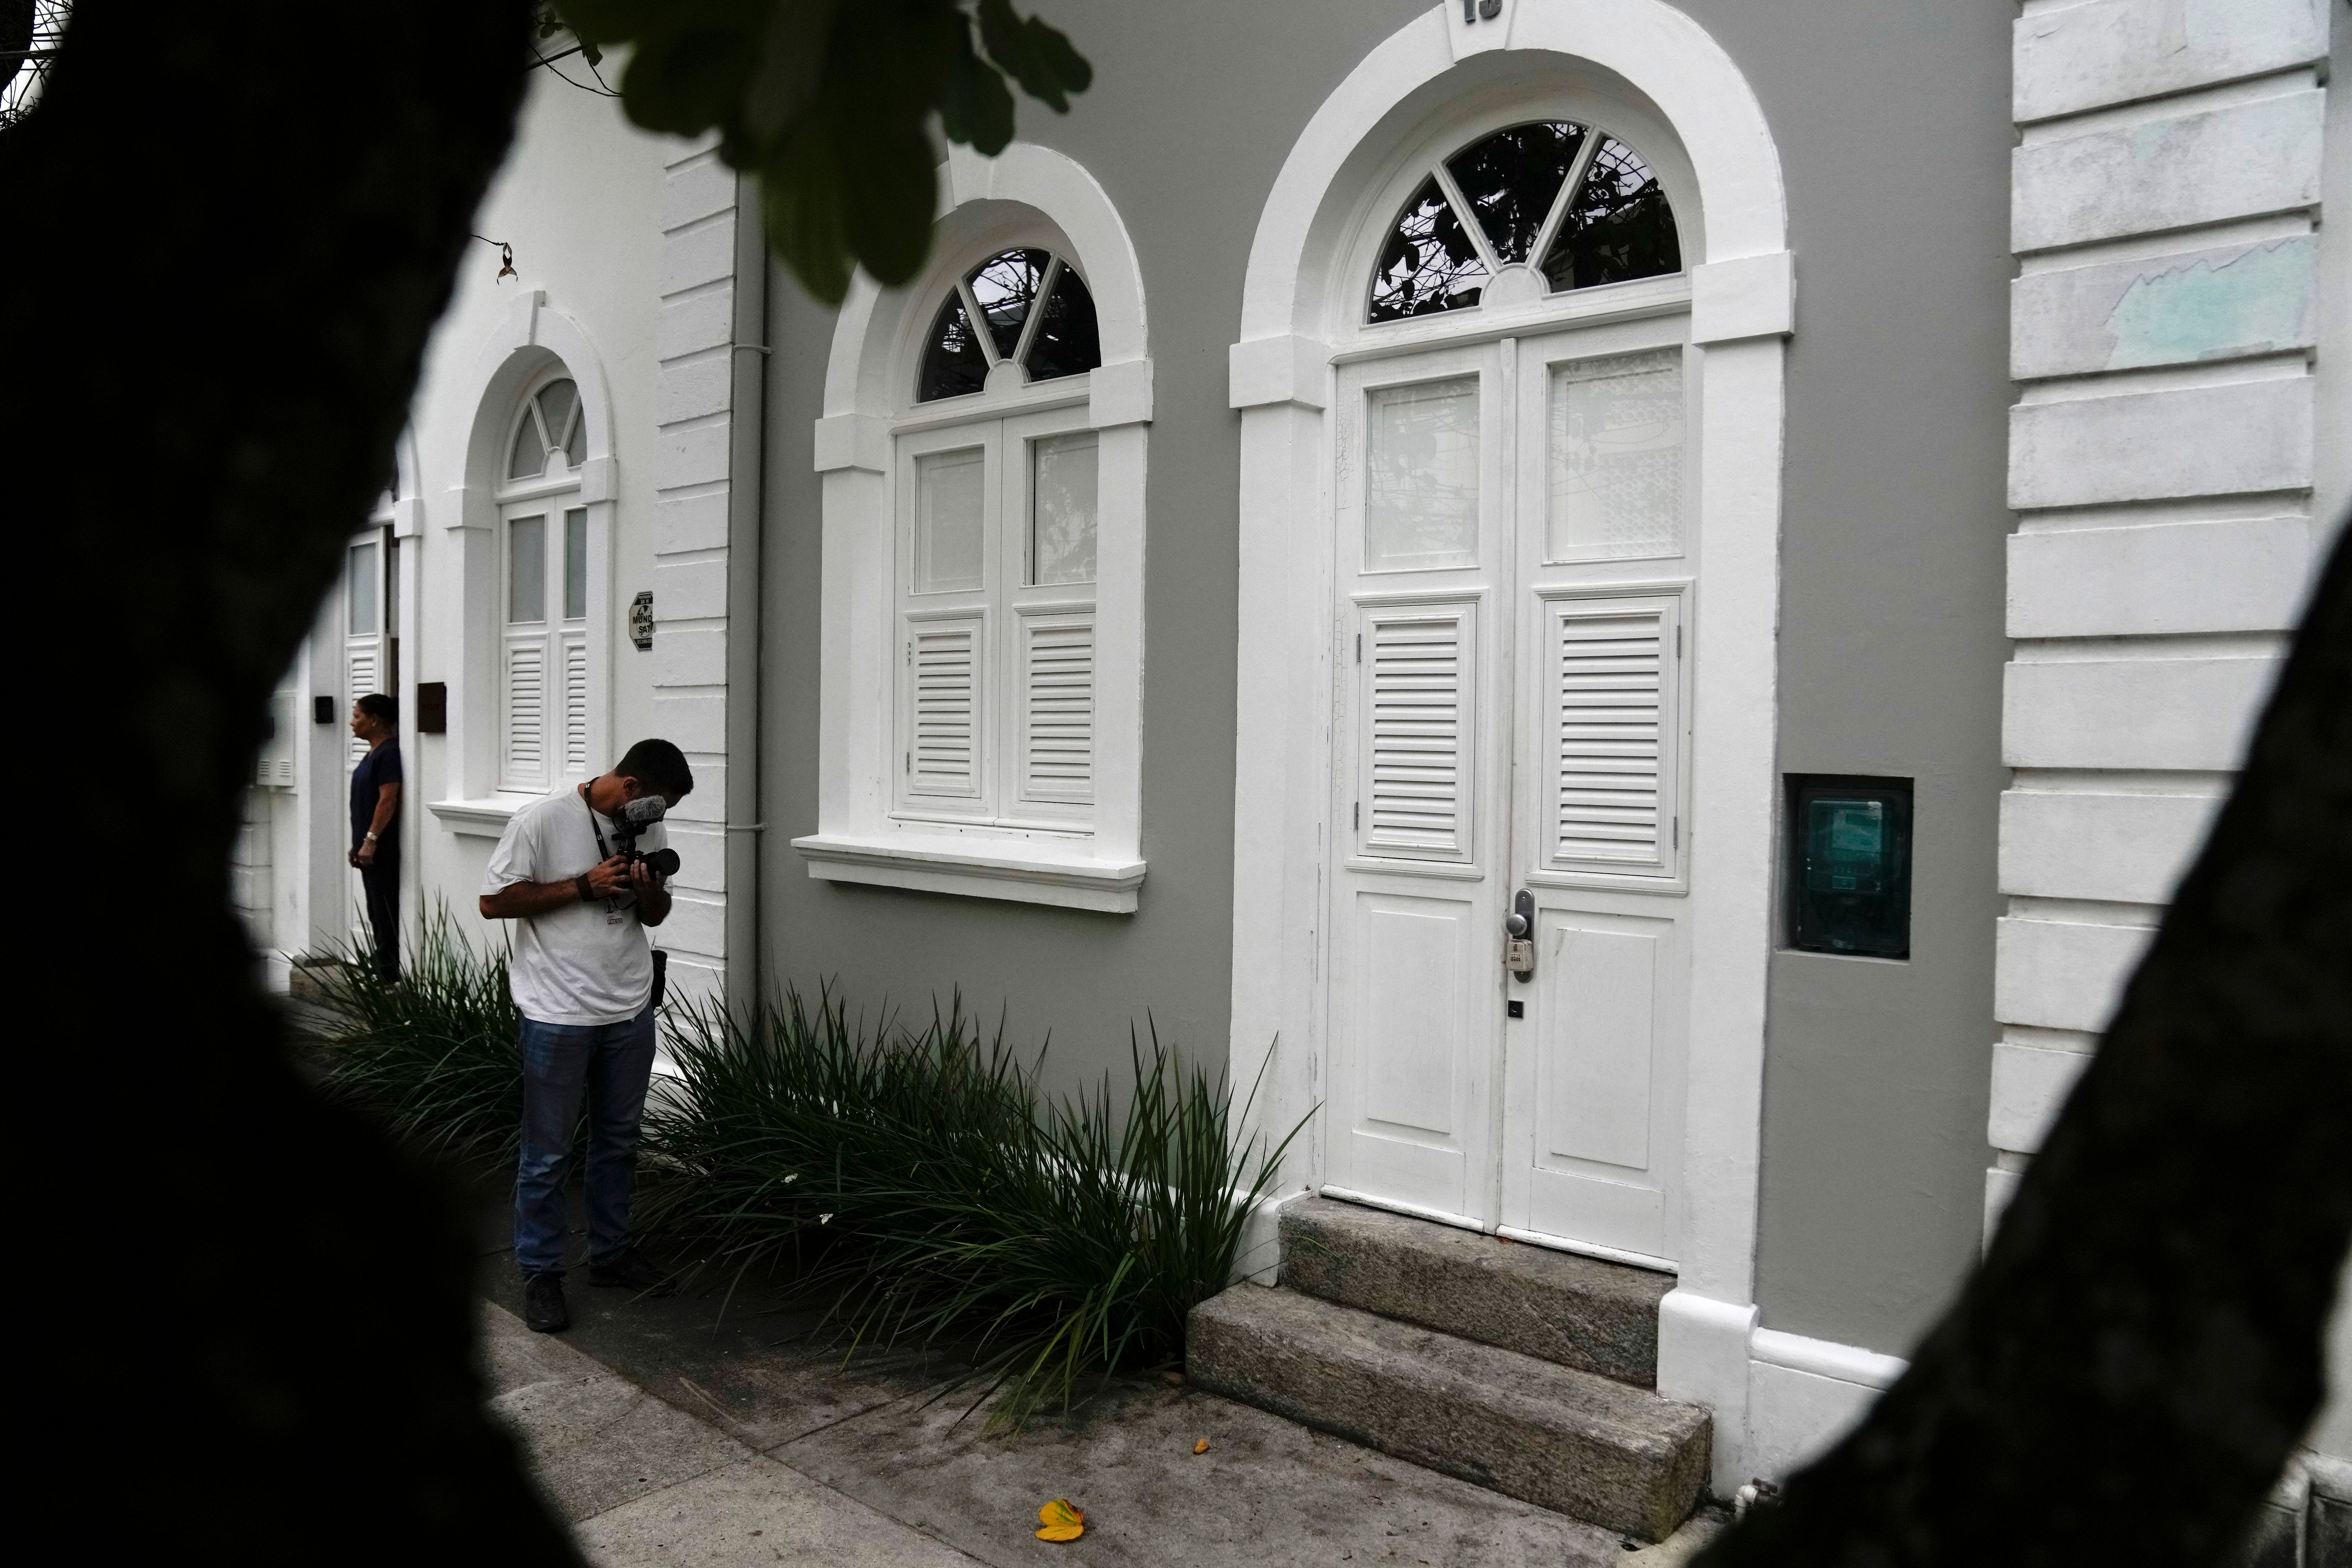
{"left": 1325, "top": 321, "right": 1693, "bottom": 1268}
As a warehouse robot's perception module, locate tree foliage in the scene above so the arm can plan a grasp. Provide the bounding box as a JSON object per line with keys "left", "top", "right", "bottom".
{"left": 555, "top": 0, "right": 1090, "bottom": 302}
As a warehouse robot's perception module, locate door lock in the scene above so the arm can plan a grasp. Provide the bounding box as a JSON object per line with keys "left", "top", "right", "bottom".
{"left": 1503, "top": 889, "right": 1536, "bottom": 980}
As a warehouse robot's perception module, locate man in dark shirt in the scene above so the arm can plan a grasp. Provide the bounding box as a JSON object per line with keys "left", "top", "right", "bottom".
{"left": 348, "top": 693, "right": 403, "bottom": 983}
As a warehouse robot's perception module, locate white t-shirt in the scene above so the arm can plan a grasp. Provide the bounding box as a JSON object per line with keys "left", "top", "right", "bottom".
{"left": 481, "top": 786, "right": 670, "bottom": 1026}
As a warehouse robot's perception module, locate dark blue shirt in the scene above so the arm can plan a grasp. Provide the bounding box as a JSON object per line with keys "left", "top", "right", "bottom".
{"left": 351, "top": 737, "right": 402, "bottom": 854}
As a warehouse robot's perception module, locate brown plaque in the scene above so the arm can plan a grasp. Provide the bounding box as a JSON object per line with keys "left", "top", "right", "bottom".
{"left": 415, "top": 681, "right": 448, "bottom": 735}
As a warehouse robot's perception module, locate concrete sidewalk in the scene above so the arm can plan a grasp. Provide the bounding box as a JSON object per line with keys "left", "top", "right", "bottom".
{"left": 483, "top": 1300, "right": 984, "bottom": 1566}
{"left": 481, "top": 1292, "right": 1729, "bottom": 1567}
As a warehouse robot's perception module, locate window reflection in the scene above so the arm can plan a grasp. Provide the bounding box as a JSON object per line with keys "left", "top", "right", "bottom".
{"left": 918, "top": 293, "right": 990, "bottom": 402}
{"left": 1364, "top": 378, "right": 1480, "bottom": 571}
{"left": 1446, "top": 121, "right": 1586, "bottom": 265}
{"left": 1025, "top": 266, "right": 1101, "bottom": 383}
{"left": 967, "top": 248, "right": 1053, "bottom": 362}
{"left": 1369, "top": 177, "right": 1489, "bottom": 323}
{"left": 1541, "top": 138, "right": 1681, "bottom": 293}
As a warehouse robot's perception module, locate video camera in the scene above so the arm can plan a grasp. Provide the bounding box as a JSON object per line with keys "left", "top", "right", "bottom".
{"left": 613, "top": 795, "right": 681, "bottom": 878}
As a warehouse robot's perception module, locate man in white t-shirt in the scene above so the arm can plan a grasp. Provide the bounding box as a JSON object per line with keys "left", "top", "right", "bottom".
{"left": 480, "top": 738, "right": 693, "bottom": 1333}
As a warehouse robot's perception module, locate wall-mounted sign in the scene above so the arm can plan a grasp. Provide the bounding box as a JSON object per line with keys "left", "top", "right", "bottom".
{"left": 1462, "top": 0, "right": 1502, "bottom": 20}
{"left": 629, "top": 591, "right": 655, "bottom": 650}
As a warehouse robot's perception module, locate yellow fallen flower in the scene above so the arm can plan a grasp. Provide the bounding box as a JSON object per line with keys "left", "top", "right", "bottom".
{"left": 1036, "top": 1498, "right": 1085, "bottom": 1542}
{"left": 1192, "top": 1439, "right": 1209, "bottom": 1455}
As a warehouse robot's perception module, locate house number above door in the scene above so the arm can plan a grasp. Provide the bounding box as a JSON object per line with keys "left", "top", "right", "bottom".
{"left": 1463, "top": 0, "right": 1503, "bottom": 20}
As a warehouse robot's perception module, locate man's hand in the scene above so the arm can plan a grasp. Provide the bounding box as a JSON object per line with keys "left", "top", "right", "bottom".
{"left": 355, "top": 841, "right": 377, "bottom": 869}
{"left": 585, "top": 855, "right": 633, "bottom": 897}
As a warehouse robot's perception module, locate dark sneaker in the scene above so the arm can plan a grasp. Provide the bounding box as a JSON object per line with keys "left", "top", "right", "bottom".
{"left": 588, "top": 1249, "right": 673, "bottom": 1294}
{"left": 524, "top": 1273, "right": 570, "bottom": 1333}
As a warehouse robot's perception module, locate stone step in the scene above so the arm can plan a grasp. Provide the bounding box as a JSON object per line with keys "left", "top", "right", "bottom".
{"left": 1279, "top": 1197, "right": 1674, "bottom": 1386}
{"left": 1188, "top": 1284, "right": 1710, "bottom": 1542}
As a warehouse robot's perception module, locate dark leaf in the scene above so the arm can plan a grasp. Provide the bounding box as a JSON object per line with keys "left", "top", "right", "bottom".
{"left": 744, "top": 0, "right": 841, "bottom": 142}
{"left": 940, "top": 23, "right": 1015, "bottom": 155}
{"left": 761, "top": 119, "right": 853, "bottom": 304}
{"left": 841, "top": 116, "right": 938, "bottom": 287}
{"left": 974, "top": 0, "right": 1091, "bottom": 112}
{"left": 621, "top": 26, "right": 759, "bottom": 135}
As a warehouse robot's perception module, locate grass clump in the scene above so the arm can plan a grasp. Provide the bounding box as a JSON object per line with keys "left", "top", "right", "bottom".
{"left": 311, "top": 904, "right": 523, "bottom": 1168}
{"left": 640, "top": 986, "right": 1301, "bottom": 1426}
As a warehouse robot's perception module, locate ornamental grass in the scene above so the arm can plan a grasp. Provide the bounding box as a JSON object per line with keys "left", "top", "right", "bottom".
{"left": 637, "top": 986, "right": 1302, "bottom": 1427}
{"left": 309, "top": 904, "right": 525, "bottom": 1169}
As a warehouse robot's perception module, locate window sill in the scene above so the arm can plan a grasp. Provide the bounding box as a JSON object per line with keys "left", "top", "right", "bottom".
{"left": 791, "top": 832, "right": 1145, "bottom": 914}
{"left": 428, "top": 794, "right": 539, "bottom": 838}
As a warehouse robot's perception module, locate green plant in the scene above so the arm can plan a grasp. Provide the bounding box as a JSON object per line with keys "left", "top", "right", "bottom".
{"left": 312, "top": 903, "right": 525, "bottom": 1168}
{"left": 640, "top": 985, "right": 1304, "bottom": 1426}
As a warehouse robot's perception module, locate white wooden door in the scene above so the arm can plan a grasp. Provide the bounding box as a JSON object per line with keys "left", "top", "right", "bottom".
{"left": 1328, "top": 323, "right": 1693, "bottom": 1264}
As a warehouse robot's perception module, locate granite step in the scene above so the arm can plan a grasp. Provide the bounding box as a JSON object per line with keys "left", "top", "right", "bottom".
{"left": 1279, "top": 1197, "right": 1675, "bottom": 1386}
{"left": 1188, "top": 1284, "right": 1711, "bottom": 1542}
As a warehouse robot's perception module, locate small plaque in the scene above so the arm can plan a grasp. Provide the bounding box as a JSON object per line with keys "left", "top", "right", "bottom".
{"left": 415, "top": 681, "right": 448, "bottom": 735}
{"left": 629, "top": 590, "right": 655, "bottom": 650}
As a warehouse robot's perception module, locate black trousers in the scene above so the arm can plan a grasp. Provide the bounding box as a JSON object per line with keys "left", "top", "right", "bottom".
{"left": 359, "top": 855, "right": 401, "bottom": 982}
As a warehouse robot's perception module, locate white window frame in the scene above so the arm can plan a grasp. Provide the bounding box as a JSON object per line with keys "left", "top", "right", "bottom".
{"left": 492, "top": 370, "right": 595, "bottom": 795}
{"left": 799, "top": 146, "right": 1152, "bottom": 913}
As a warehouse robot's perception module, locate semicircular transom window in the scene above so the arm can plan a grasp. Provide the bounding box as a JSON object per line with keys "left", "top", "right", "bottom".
{"left": 508, "top": 377, "right": 585, "bottom": 480}
{"left": 917, "top": 248, "right": 1102, "bottom": 402}
{"left": 1368, "top": 121, "right": 1681, "bottom": 324}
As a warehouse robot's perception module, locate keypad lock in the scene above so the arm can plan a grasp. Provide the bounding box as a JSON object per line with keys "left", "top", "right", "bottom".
{"left": 1503, "top": 890, "right": 1536, "bottom": 980}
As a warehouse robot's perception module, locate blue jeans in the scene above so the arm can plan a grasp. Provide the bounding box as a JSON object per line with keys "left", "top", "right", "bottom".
{"left": 513, "top": 1003, "right": 658, "bottom": 1279}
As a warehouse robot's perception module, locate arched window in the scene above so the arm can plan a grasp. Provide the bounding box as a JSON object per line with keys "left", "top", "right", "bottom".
{"left": 894, "top": 247, "right": 1106, "bottom": 829}
{"left": 1368, "top": 121, "right": 1680, "bottom": 323}
{"left": 918, "top": 248, "right": 1101, "bottom": 401}
{"left": 495, "top": 371, "right": 591, "bottom": 791}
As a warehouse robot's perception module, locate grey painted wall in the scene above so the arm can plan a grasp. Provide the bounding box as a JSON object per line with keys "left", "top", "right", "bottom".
{"left": 1717, "top": 2, "right": 2015, "bottom": 1353}
{"left": 758, "top": 0, "right": 2012, "bottom": 1346}
{"left": 758, "top": 0, "right": 1432, "bottom": 1100}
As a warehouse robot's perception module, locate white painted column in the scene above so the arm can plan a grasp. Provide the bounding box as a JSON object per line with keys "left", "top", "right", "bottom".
{"left": 650, "top": 141, "right": 762, "bottom": 1010}
{"left": 1992, "top": 1, "right": 2331, "bottom": 1221}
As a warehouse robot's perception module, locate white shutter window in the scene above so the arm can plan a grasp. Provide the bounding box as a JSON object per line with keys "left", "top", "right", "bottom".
{"left": 562, "top": 634, "right": 590, "bottom": 776}
{"left": 1547, "top": 594, "right": 1679, "bottom": 876}
{"left": 345, "top": 643, "right": 379, "bottom": 763}
{"left": 1359, "top": 602, "right": 1476, "bottom": 860}
{"left": 505, "top": 638, "right": 547, "bottom": 787}
{"left": 905, "top": 615, "right": 984, "bottom": 799}
{"left": 1019, "top": 611, "right": 1094, "bottom": 805}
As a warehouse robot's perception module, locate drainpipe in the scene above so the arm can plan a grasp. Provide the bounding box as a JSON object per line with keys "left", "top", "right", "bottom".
{"left": 722, "top": 172, "right": 769, "bottom": 1019}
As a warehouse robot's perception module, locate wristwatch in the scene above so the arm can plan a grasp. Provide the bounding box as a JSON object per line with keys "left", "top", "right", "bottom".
{"left": 575, "top": 872, "right": 595, "bottom": 902}
{"left": 364, "top": 831, "right": 379, "bottom": 843}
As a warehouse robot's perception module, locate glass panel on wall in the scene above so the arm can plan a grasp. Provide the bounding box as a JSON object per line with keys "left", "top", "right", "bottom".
{"left": 917, "top": 293, "right": 991, "bottom": 402}
{"left": 1024, "top": 266, "right": 1101, "bottom": 383}
{"left": 1540, "top": 137, "right": 1681, "bottom": 293}
{"left": 563, "top": 508, "right": 588, "bottom": 619}
{"left": 967, "top": 248, "right": 1053, "bottom": 361}
{"left": 1029, "top": 433, "right": 1099, "bottom": 586}
{"left": 1547, "top": 350, "right": 1684, "bottom": 561}
{"left": 914, "top": 449, "right": 986, "bottom": 593}
{"left": 387, "top": 538, "right": 401, "bottom": 633}
{"left": 537, "top": 380, "right": 579, "bottom": 463}
{"left": 507, "top": 403, "right": 547, "bottom": 481}
{"left": 1446, "top": 121, "right": 1587, "bottom": 265}
{"left": 1364, "top": 377, "right": 1480, "bottom": 571}
{"left": 508, "top": 515, "right": 546, "bottom": 622}
{"left": 1368, "top": 177, "right": 1488, "bottom": 323}
{"left": 347, "top": 543, "right": 378, "bottom": 634}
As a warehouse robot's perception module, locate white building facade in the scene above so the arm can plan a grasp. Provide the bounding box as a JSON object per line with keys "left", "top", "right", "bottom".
{"left": 239, "top": 0, "right": 2352, "bottom": 1539}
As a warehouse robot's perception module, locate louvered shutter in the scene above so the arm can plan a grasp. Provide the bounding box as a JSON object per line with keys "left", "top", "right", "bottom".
{"left": 345, "top": 643, "right": 379, "bottom": 763}
{"left": 562, "top": 635, "right": 590, "bottom": 776}
{"left": 1359, "top": 603, "right": 1475, "bottom": 860}
{"left": 1547, "top": 596, "right": 1678, "bottom": 875}
{"left": 1019, "top": 613, "right": 1094, "bottom": 805}
{"left": 906, "top": 616, "right": 983, "bottom": 798}
{"left": 505, "top": 637, "right": 547, "bottom": 787}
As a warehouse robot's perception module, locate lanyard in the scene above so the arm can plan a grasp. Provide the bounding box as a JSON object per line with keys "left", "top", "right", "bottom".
{"left": 582, "top": 785, "right": 627, "bottom": 913}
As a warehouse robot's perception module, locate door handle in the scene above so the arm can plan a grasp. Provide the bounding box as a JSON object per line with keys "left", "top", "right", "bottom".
{"left": 1503, "top": 889, "right": 1535, "bottom": 980}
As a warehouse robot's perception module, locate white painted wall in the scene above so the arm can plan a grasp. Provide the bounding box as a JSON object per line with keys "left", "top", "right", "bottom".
{"left": 1995, "top": 0, "right": 2347, "bottom": 1483}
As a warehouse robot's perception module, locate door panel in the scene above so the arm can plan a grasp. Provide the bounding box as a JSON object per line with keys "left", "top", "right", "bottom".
{"left": 1330, "top": 886, "right": 1481, "bottom": 1218}
{"left": 1325, "top": 327, "right": 1690, "bottom": 1260}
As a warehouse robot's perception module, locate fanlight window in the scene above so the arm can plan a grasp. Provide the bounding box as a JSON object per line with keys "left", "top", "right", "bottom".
{"left": 917, "top": 248, "right": 1101, "bottom": 402}
{"left": 1368, "top": 122, "right": 1681, "bottom": 324}
{"left": 507, "top": 378, "right": 585, "bottom": 480}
